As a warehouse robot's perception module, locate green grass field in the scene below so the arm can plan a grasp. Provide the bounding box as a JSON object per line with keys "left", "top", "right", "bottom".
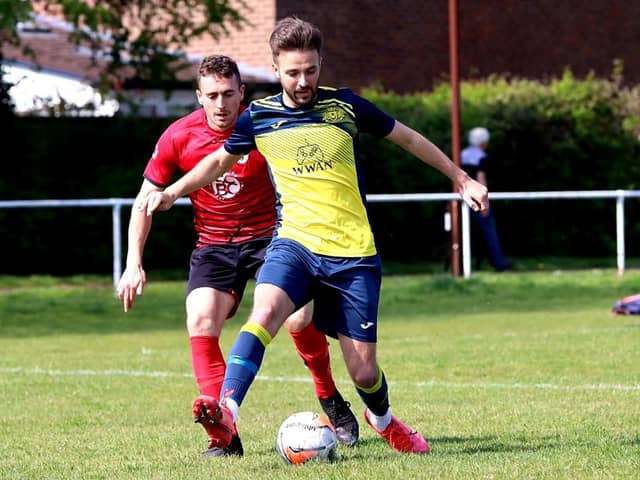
{"left": 1, "top": 269, "right": 639, "bottom": 479}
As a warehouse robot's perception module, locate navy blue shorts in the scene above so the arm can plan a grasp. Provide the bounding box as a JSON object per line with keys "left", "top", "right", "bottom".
{"left": 257, "top": 238, "right": 382, "bottom": 342}
{"left": 187, "top": 238, "right": 272, "bottom": 316}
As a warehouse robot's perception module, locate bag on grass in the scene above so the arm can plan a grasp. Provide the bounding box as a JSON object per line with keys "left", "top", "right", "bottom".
{"left": 611, "top": 293, "right": 640, "bottom": 315}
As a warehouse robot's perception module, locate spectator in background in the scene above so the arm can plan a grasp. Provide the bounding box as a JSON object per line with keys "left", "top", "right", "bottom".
{"left": 461, "top": 127, "right": 511, "bottom": 272}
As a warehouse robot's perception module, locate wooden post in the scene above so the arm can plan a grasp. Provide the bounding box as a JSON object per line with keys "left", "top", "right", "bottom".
{"left": 449, "top": 0, "right": 462, "bottom": 276}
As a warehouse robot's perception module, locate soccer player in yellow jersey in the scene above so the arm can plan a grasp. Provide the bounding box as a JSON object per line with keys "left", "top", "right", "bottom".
{"left": 118, "top": 55, "right": 358, "bottom": 456}
{"left": 141, "top": 16, "right": 488, "bottom": 454}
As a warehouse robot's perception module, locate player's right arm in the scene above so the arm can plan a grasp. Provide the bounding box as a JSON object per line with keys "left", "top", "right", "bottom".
{"left": 141, "top": 147, "right": 241, "bottom": 215}
{"left": 117, "top": 179, "right": 162, "bottom": 312}
{"left": 386, "top": 120, "right": 489, "bottom": 214}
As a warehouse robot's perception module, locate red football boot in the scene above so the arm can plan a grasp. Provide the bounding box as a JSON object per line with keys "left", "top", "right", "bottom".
{"left": 192, "top": 395, "right": 234, "bottom": 449}
{"left": 364, "top": 409, "right": 430, "bottom": 454}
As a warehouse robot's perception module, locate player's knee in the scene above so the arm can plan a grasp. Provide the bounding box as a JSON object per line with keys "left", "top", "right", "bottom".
{"left": 283, "top": 309, "right": 312, "bottom": 332}
{"left": 186, "top": 313, "right": 223, "bottom": 336}
{"left": 350, "top": 363, "right": 379, "bottom": 388}
{"left": 249, "top": 304, "right": 290, "bottom": 335}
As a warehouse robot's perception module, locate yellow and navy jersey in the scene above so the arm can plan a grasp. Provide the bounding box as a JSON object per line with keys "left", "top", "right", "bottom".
{"left": 224, "top": 87, "right": 395, "bottom": 257}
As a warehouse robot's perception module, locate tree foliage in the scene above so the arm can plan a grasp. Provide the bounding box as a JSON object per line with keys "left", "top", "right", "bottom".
{"left": 359, "top": 68, "right": 640, "bottom": 260}
{"left": 0, "top": 0, "right": 248, "bottom": 115}
{"left": 0, "top": 0, "right": 34, "bottom": 115}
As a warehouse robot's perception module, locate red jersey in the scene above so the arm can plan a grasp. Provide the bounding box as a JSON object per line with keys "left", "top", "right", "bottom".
{"left": 143, "top": 108, "right": 276, "bottom": 246}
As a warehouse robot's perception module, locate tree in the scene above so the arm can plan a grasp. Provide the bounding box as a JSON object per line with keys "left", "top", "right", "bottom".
{"left": 0, "top": 0, "right": 34, "bottom": 116}
{"left": 0, "top": 0, "right": 248, "bottom": 116}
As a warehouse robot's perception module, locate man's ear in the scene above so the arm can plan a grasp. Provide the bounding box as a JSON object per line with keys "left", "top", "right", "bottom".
{"left": 272, "top": 62, "right": 280, "bottom": 78}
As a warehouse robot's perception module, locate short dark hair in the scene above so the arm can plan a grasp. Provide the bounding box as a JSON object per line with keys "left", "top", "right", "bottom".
{"left": 269, "top": 16, "right": 323, "bottom": 61}
{"left": 197, "top": 55, "right": 242, "bottom": 87}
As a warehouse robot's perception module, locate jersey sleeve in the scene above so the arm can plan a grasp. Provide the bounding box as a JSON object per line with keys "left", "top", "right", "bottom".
{"left": 224, "top": 109, "right": 257, "bottom": 156}
{"left": 350, "top": 92, "right": 396, "bottom": 138}
{"left": 143, "top": 128, "right": 179, "bottom": 187}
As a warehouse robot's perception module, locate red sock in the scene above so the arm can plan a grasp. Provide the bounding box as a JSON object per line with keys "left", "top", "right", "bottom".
{"left": 288, "top": 322, "right": 337, "bottom": 399}
{"left": 190, "top": 335, "right": 226, "bottom": 398}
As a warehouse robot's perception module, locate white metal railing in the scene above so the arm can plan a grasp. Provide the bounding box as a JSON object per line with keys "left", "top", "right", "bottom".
{"left": 1, "top": 190, "right": 639, "bottom": 289}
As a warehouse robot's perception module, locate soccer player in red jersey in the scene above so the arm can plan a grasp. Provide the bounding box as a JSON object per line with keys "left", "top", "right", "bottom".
{"left": 116, "top": 55, "right": 358, "bottom": 457}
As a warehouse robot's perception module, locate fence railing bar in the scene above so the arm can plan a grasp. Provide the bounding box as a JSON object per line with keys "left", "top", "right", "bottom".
{"left": 1, "top": 190, "right": 637, "bottom": 289}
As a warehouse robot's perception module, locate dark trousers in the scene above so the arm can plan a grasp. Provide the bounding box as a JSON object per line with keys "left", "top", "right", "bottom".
{"left": 471, "top": 209, "right": 510, "bottom": 271}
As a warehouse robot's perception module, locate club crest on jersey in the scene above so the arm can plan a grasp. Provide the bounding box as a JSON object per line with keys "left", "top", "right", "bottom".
{"left": 296, "top": 140, "right": 323, "bottom": 165}
{"left": 212, "top": 172, "right": 242, "bottom": 200}
{"left": 292, "top": 140, "right": 334, "bottom": 175}
{"left": 322, "top": 106, "right": 345, "bottom": 123}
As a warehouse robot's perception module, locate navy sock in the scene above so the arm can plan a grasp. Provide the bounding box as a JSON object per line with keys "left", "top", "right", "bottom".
{"left": 355, "top": 367, "right": 389, "bottom": 416}
{"left": 220, "top": 323, "right": 271, "bottom": 406}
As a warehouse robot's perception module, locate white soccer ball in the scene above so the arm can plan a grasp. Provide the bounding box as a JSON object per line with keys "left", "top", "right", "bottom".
{"left": 275, "top": 411, "right": 338, "bottom": 465}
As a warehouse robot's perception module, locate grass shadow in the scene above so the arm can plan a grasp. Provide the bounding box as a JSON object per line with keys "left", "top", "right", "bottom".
{"left": 432, "top": 434, "right": 584, "bottom": 456}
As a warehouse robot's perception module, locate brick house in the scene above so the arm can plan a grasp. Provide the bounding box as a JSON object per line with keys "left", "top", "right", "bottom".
{"left": 232, "top": 0, "right": 640, "bottom": 92}
{"left": 4, "top": 0, "right": 639, "bottom": 115}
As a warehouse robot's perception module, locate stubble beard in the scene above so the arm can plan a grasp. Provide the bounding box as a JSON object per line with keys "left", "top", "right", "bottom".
{"left": 284, "top": 85, "right": 316, "bottom": 108}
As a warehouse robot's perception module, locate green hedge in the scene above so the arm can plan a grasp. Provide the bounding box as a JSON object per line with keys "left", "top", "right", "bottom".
{"left": 2, "top": 71, "right": 640, "bottom": 274}
{"left": 1, "top": 116, "right": 196, "bottom": 275}
{"left": 361, "top": 71, "right": 640, "bottom": 263}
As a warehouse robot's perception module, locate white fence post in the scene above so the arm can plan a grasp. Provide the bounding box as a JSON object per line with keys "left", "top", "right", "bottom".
{"left": 461, "top": 202, "right": 471, "bottom": 278}
{"left": 616, "top": 190, "right": 625, "bottom": 276}
{"left": 112, "top": 202, "right": 122, "bottom": 293}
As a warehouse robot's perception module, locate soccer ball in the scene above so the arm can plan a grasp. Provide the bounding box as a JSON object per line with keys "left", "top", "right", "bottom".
{"left": 275, "top": 411, "right": 338, "bottom": 465}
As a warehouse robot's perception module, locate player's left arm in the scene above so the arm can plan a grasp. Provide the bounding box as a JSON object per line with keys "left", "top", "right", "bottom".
{"left": 385, "top": 120, "right": 489, "bottom": 213}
